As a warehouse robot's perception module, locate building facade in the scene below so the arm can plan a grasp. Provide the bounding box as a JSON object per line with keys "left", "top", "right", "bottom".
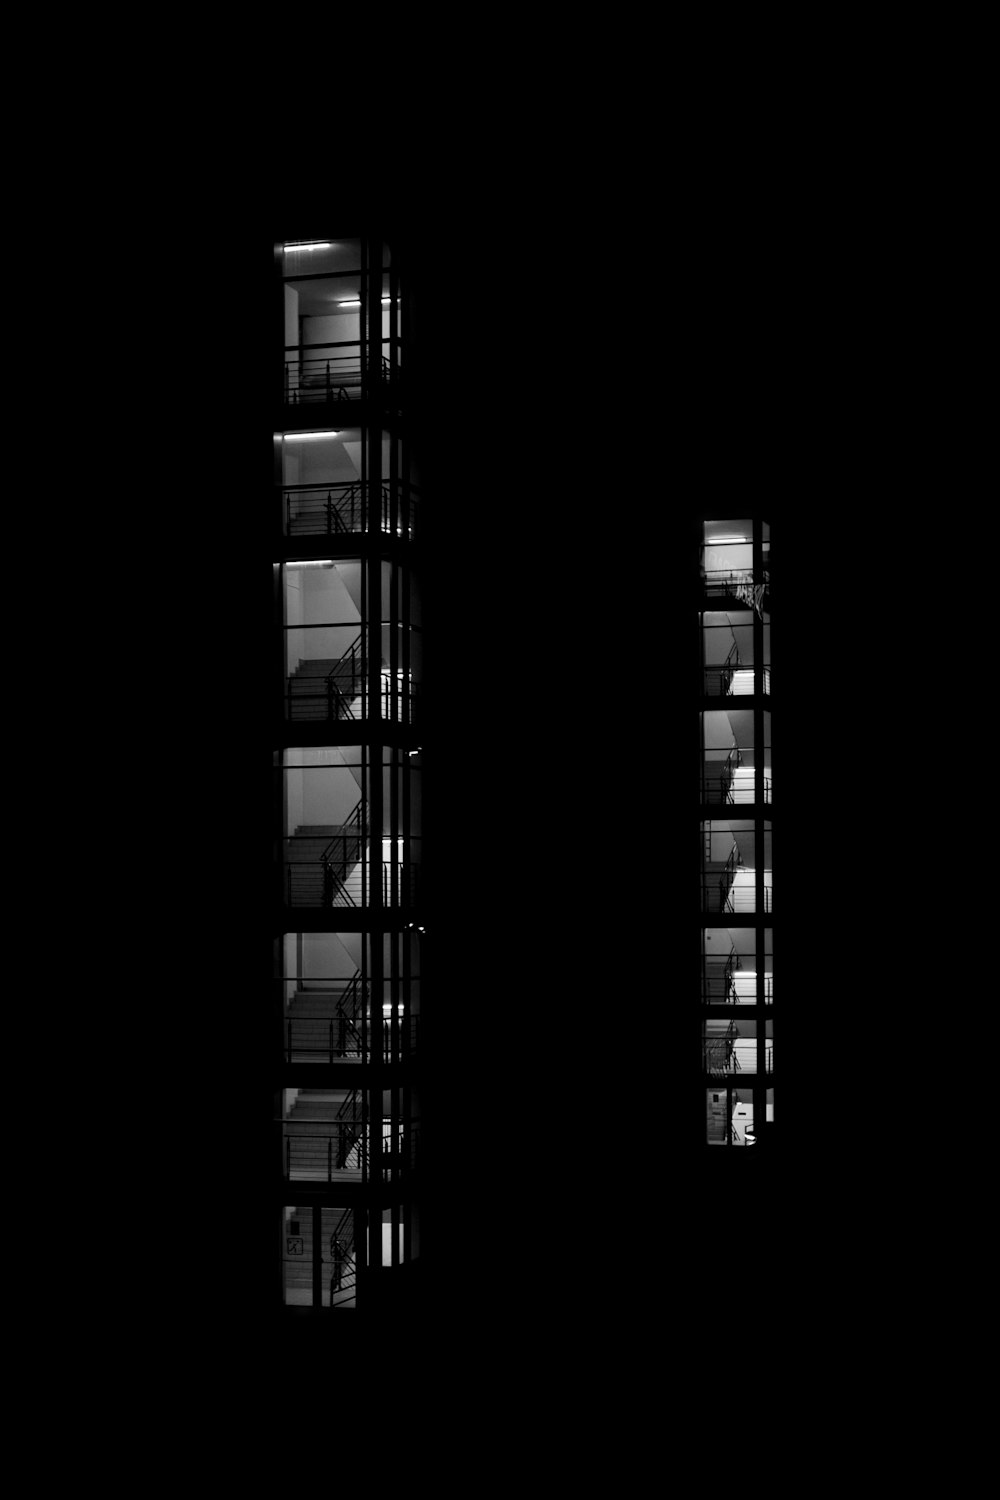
{"left": 698, "top": 516, "right": 774, "bottom": 1150}
{"left": 272, "top": 232, "right": 423, "bottom": 1315}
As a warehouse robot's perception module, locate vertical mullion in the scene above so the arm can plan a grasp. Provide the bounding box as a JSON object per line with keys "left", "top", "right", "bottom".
{"left": 365, "top": 232, "right": 384, "bottom": 1312}
{"left": 312, "top": 1204, "right": 322, "bottom": 1308}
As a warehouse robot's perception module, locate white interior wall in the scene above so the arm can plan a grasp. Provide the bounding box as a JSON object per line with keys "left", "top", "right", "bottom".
{"left": 284, "top": 285, "right": 298, "bottom": 346}
{"left": 281, "top": 435, "right": 360, "bottom": 487}
{"left": 300, "top": 933, "right": 357, "bottom": 979}
{"left": 304, "top": 310, "right": 359, "bottom": 348}
{"left": 286, "top": 765, "right": 304, "bottom": 834}
{"left": 705, "top": 542, "right": 752, "bottom": 573}
{"left": 301, "top": 765, "right": 362, "bottom": 825}
{"left": 703, "top": 711, "right": 737, "bottom": 751}
{"left": 342, "top": 438, "right": 393, "bottom": 478}
{"left": 285, "top": 564, "right": 304, "bottom": 672}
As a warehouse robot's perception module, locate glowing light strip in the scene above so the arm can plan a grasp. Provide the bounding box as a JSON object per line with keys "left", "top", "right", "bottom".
{"left": 282, "top": 431, "right": 340, "bottom": 441}
{"left": 285, "top": 560, "right": 334, "bottom": 569}
{"left": 284, "top": 242, "right": 333, "bottom": 251}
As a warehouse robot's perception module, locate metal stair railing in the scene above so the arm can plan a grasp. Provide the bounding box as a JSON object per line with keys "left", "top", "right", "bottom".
{"left": 702, "top": 954, "right": 726, "bottom": 1004}
{"left": 284, "top": 481, "right": 364, "bottom": 536}
{"left": 287, "top": 634, "right": 366, "bottom": 722}
{"left": 705, "top": 1022, "right": 732, "bottom": 1076}
{"left": 283, "top": 341, "right": 363, "bottom": 404}
{"left": 719, "top": 744, "right": 743, "bottom": 803}
{"left": 705, "top": 1018, "right": 742, "bottom": 1077}
{"left": 335, "top": 972, "right": 366, "bottom": 1058}
{"left": 322, "top": 802, "right": 366, "bottom": 907}
{"left": 327, "top": 1207, "right": 356, "bottom": 1302}
{"left": 720, "top": 639, "right": 740, "bottom": 697}
{"left": 325, "top": 633, "right": 365, "bottom": 721}
{"left": 724, "top": 947, "right": 738, "bottom": 1002}
{"left": 334, "top": 1090, "right": 363, "bottom": 1171}
{"left": 719, "top": 840, "right": 744, "bottom": 910}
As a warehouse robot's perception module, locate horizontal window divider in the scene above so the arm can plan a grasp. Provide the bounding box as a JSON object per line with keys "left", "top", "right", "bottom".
{"left": 281, "top": 270, "right": 392, "bottom": 285}
{"left": 284, "top": 339, "right": 401, "bottom": 352}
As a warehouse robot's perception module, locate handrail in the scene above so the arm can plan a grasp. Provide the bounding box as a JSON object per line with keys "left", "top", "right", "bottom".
{"left": 284, "top": 339, "right": 399, "bottom": 355}
{"left": 701, "top": 871, "right": 772, "bottom": 915}
{"left": 280, "top": 479, "right": 417, "bottom": 496}
{"left": 322, "top": 801, "right": 366, "bottom": 870}
{"left": 283, "top": 480, "right": 418, "bottom": 539}
{"left": 282, "top": 1013, "right": 418, "bottom": 1061}
{"left": 285, "top": 339, "right": 365, "bottom": 352}
{"left": 336, "top": 971, "right": 364, "bottom": 1021}
{"left": 720, "top": 638, "right": 740, "bottom": 696}
{"left": 283, "top": 1122, "right": 420, "bottom": 1180}
{"left": 335, "top": 1088, "right": 362, "bottom": 1125}
{"left": 283, "top": 348, "right": 398, "bottom": 406}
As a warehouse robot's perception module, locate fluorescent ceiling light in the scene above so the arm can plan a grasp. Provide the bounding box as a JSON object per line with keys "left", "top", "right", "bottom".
{"left": 285, "top": 242, "right": 332, "bottom": 251}
{"left": 337, "top": 297, "right": 395, "bottom": 307}
{"left": 283, "top": 430, "right": 339, "bottom": 440}
{"left": 708, "top": 536, "right": 749, "bottom": 545}
{"left": 286, "top": 560, "right": 334, "bottom": 569}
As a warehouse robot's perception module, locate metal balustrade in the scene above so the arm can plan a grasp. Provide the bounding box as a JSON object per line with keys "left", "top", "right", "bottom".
{"left": 282, "top": 1014, "right": 420, "bottom": 1063}
{"left": 283, "top": 343, "right": 396, "bottom": 405}
{"left": 702, "top": 649, "right": 771, "bottom": 697}
{"left": 700, "top": 746, "right": 772, "bottom": 804}
{"left": 278, "top": 972, "right": 420, "bottom": 1062}
{"left": 284, "top": 847, "right": 420, "bottom": 910}
{"left": 703, "top": 1034, "right": 773, "bottom": 1076}
{"left": 285, "top": 664, "right": 420, "bottom": 726}
{"left": 700, "top": 869, "right": 773, "bottom": 914}
{"left": 282, "top": 1124, "right": 421, "bottom": 1182}
{"left": 282, "top": 480, "right": 418, "bottom": 539}
{"left": 701, "top": 959, "right": 773, "bottom": 1005}
{"left": 701, "top": 568, "right": 770, "bottom": 613}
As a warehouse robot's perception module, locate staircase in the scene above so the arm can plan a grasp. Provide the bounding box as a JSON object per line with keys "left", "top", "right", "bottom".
{"left": 704, "top": 1018, "right": 739, "bottom": 1076}
{"left": 283, "top": 976, "right": 367, "bottom": 1061}
{"left": 703, "top": 956, "right": 731, "bottom": 1004}
{"left": 287, "top": 483, "right": 364, "bottom": 537}
{"left": 285, "top": 804, "right": 366, "bottom": 907}
{"left": 285, "top": 1088, "right": 365, "bottom": 1180}
{"left": 288, "top": 637, "right": 365, "bottom": 722}
{"left": 283, "top": 1206, "right": 357, "bottom": 1308}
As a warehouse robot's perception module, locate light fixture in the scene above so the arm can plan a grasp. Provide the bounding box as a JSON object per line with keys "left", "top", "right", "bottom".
{"left": 708, "top": 536, "right": 749, "bottom": 545}
{"left": 286, "top": 559, "right": 334, "bottom": 569}
{"left": 283, "top": 430, "right": 340, "bottom": 441}
{"left": 284, "top": 241, "right": 333, "bottom": 251}
{"left": 337, "top": 297, "right": 395, "bottom": 307}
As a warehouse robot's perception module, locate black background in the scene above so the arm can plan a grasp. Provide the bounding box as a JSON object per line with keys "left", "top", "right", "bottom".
{"left": 18, "top": 171, "right": 903, "bottom": 1368}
